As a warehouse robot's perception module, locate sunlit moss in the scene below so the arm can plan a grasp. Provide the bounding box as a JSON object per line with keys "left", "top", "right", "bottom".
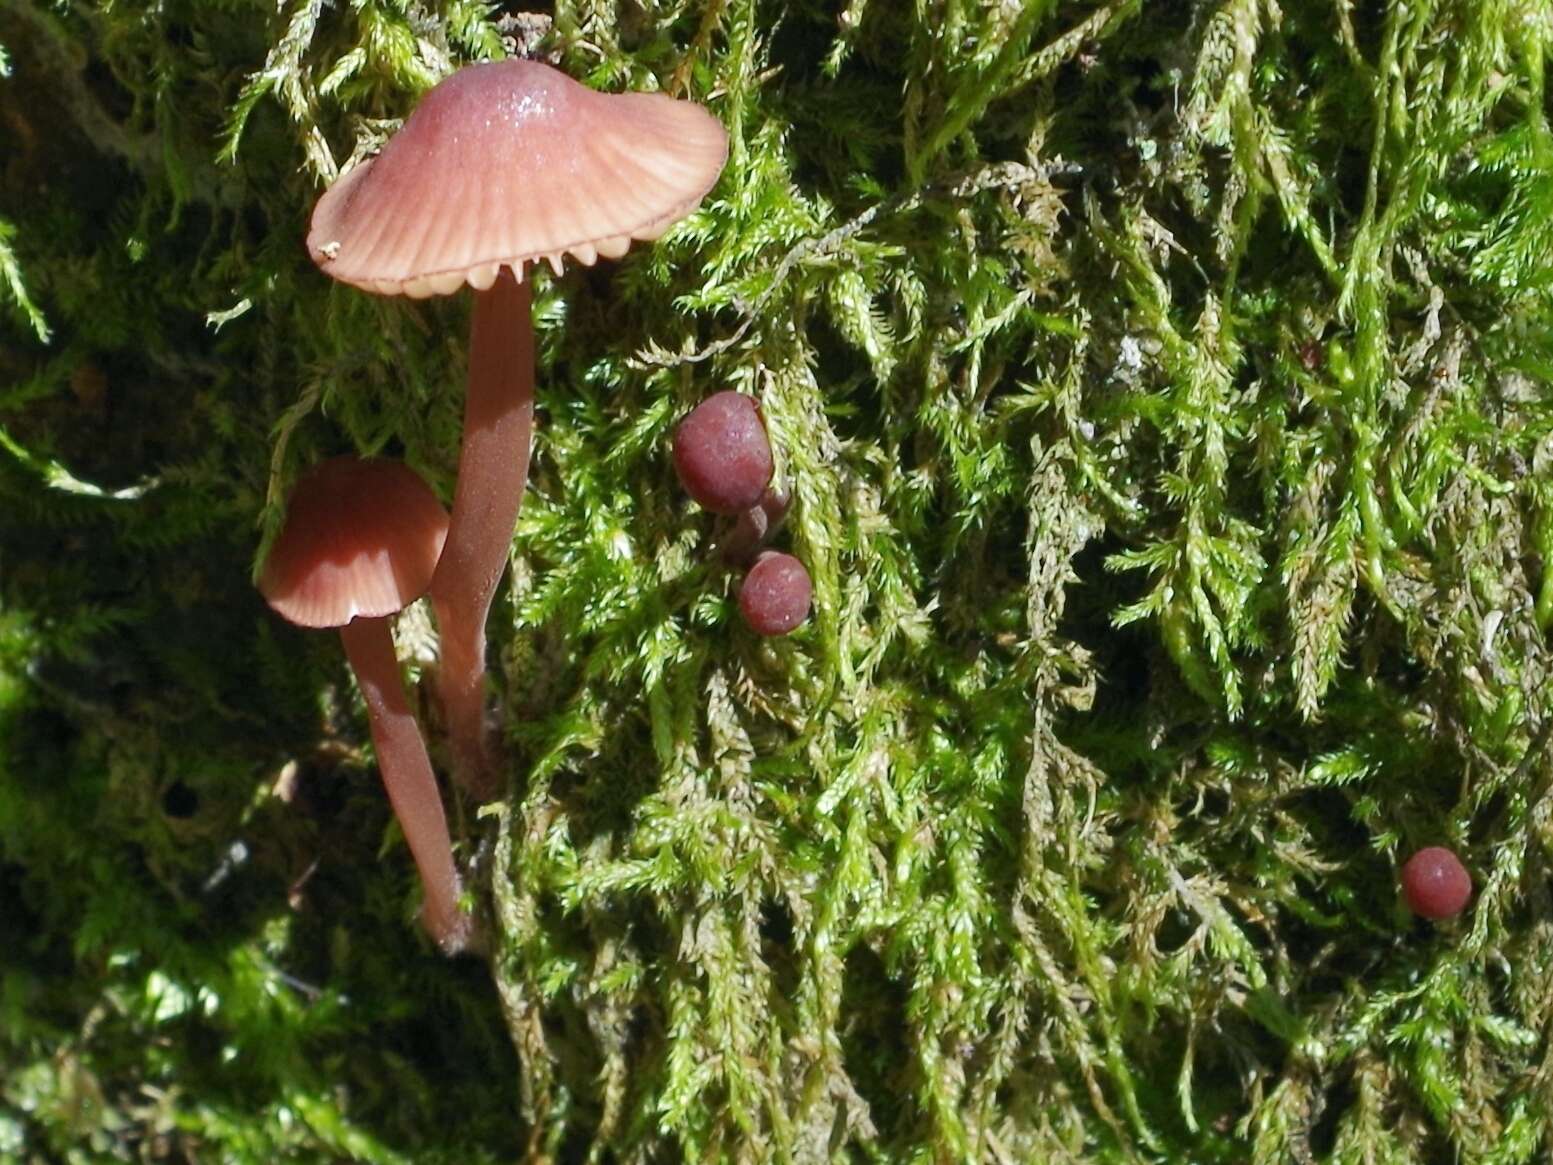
{"left": 4, "top": 0, "right": 1553, "bottom": 1161}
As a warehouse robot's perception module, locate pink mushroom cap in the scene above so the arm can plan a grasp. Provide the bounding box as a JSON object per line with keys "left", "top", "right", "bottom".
{"left": 306, "top": 59, "right": 729, "bottom": 297}
{"left": 259, "top": 456, "right": 449, "bottom": 628}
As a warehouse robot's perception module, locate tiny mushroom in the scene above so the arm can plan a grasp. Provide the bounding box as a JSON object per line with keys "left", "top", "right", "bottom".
{"left": 672, "top": 390, "right": 789, "bottom": 564}
{"left": 259, "top": 456, "right": 472, "bottom": 953}
{"left": 672, "top": 391, "right": 775, "bottom": 516}
{"left": 739, "top": 551, "right": 813, "bottom": 637}
{"left": 307, "top": 59, "right": 728, "bottom": 799}
{"left": 1401, "top": 845, "right": 1472, "bottom": 920}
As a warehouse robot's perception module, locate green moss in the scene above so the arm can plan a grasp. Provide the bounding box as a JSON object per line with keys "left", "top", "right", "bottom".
{"left": 4, "top": 0, "right": 1553, "bottom": 1160}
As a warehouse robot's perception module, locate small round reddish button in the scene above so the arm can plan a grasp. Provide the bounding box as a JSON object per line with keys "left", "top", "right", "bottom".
{"left": 1401, "top": 846, "right": 1472, "bottom": 920}
{"left": 738, "top": 551, "right": 812, "bottom": 636}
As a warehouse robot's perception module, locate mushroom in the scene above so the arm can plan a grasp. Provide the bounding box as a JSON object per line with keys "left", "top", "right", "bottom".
{"left": 1400, "top": 845, "right": 1472, "bottom": 920}
{"left": 259, "top": 456, "right": 472, "bottom": 953}
{"left": 739, "top": 551, "right": 813, "bottom": 637}
{"left": 672, "top": 390, "right": 789, "bottom": 564}
{"left": 672, "top": 391, "right": 775, "bottom": 517}
{"left": 306, "top": 60, "right": 728, "bottom": 799}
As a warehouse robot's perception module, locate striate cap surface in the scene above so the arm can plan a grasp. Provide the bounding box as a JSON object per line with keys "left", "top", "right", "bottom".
{"left": 260, "top": 456, "right": 450, "bottom": 629}
{"left": 307, "top": 59, "right": 729, "bottom": 298}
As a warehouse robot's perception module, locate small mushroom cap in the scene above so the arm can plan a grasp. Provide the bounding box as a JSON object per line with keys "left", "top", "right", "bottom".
{"left": 672, "top": 391, "right": 775, "bottom": 516}
{"left": 308, "top": 59, "right": 729, "bottom": 298}
{"left": 738, "top": 551, "right": 812, "bottom": 637}
{"left": 1401, "top": 846, "right": 1472, "bottom": 920}
{"left": 260, "top": 457, "right": 450, "bottom": 629}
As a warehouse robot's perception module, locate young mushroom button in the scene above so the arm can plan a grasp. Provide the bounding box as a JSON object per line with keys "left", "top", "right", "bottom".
{"left": 1401, "top": 846, "right": 1472, "bottom": 920}
{"left": 673, "top": 391, "right": 775, "bottom": 516}
{"left": 306, "top": 59, "right": 729, "bottom": 801}
{"left": 259, "top": 456, "right": 473, "bottom": 954}
{"left": 739, "top": 551, "right": 813, "bottom": 637}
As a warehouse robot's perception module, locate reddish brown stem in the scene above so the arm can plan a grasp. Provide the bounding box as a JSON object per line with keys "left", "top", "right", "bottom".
{"left": 429, "top": 272, "right": 535, "bottom": 800}
{"left": 716, "top": 483, "right": 792, "bottom": 566}
{"left": 340, "top": 616, "right": 472, "bottom": 954}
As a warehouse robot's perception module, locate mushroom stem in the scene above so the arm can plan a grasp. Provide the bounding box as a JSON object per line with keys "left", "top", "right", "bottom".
{"left": 339, "top": 615, "right": 472, "bottom": 954}
{"left": 430, "top": 270, "right": 534, "bottom": 801}
{"left": 717, "top": 484, "right": 792, "bottom": 566}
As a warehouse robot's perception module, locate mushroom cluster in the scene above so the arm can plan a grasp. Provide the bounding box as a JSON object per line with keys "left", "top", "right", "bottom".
{"left": 308, "top": 59, "right": 728, "bottom": 797}
{"left": 671, "top": 391, "right": 812, "bottom": 636}
{"left": 260, "top": 58, "right": 728, "bottom": 951}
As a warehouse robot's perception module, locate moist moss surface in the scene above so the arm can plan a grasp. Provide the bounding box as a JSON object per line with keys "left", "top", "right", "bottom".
{"left": 5, "top": 1, "right": 1553, "bottom": 1161}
